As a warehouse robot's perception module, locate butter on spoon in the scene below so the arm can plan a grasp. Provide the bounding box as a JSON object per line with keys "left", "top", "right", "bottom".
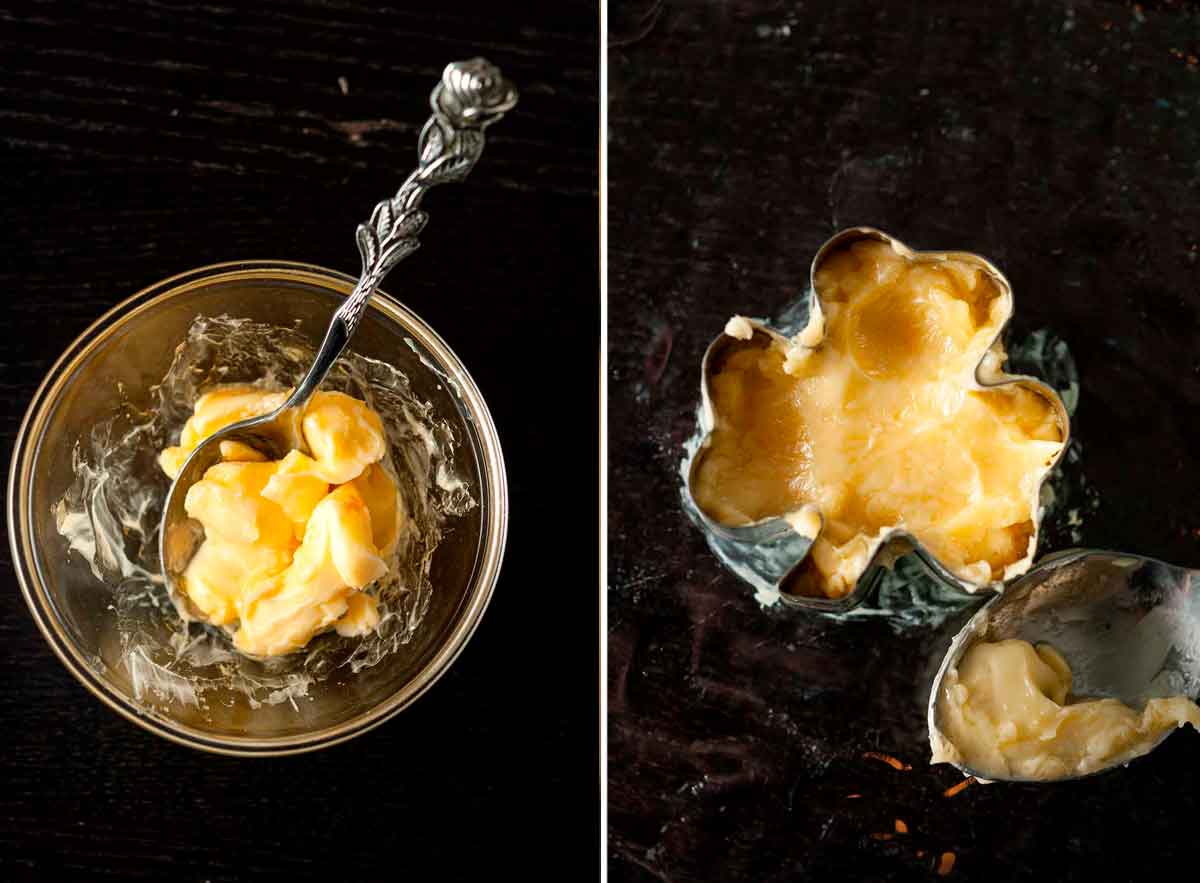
{"left": 928, "top": 550, "right": 1200, "bottom": 782}
{"left": 159, "top": 58, "right": 517, "bottom": 629}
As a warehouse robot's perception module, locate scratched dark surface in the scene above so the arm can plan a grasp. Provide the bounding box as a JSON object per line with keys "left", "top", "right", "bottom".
{"left": 0, "top": 2, "right": 598, "bottom": 879}
{"left": 608, "top": 1, "right": 1200, "bottom": 880}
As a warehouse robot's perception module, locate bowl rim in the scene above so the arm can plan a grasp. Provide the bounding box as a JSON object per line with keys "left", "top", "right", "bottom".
{"left": 8, "top": 259, "right": 509, "bottom": 756}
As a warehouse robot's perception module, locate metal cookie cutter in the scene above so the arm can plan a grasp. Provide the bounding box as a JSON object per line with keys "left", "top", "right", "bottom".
{"left": 681, "top": 227, "right": 1072, "bottom": 612}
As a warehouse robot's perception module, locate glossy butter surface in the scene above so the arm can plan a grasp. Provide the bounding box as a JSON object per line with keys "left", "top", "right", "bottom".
{"left": 160, "top": 386, "right": 404, "bottom": 656}
{"left": 693, "top": 240, "right": 1063, "bottom": 598}
{"left": 933, "top": 639, "right": 1200, "bottom": 780}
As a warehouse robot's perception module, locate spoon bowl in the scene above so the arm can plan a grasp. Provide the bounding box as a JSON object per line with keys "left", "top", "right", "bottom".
{"left": 928, "top": 549, "right": 1200, "bottom": 782}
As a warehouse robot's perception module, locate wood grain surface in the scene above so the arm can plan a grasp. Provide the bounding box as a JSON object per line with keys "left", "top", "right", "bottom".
{"left": 608, "top": 1, "right": 1200, "bottom": 880}
{"left": 0, "top": 2, "right": 599, "bottom": 879}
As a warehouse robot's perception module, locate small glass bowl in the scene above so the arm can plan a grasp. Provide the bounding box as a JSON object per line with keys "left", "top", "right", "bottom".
{"left": 8, "top": 261, "right": 508, "bottom": 755}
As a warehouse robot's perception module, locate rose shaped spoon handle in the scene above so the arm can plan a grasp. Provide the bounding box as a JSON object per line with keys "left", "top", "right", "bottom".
{"left": 289, "top": 57, "right": 518, "bottom": 407}
{"left": 159, "top": 59, "right": 516, "bottom": 616}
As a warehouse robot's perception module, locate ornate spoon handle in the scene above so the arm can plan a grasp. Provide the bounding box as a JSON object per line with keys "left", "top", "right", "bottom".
{"left": 288, "top": 58, "right": 517, "bottom": 407}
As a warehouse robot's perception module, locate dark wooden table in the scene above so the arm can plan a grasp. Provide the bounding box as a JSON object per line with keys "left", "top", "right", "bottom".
{"left": 608, "top": 1, "right": 1200, "bottom": 880}
{"left": 0, "top": 2, "right": 598, "bottom": 879}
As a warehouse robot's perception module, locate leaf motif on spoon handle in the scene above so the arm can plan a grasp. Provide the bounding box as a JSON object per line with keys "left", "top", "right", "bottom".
{"left": 341, "top": 58, "right": 519, "bottom": 336}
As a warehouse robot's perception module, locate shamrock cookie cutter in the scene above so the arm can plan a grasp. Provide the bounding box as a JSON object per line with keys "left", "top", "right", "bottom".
{"left": 682, "top": 227, "right": 1072, "bottom": 612}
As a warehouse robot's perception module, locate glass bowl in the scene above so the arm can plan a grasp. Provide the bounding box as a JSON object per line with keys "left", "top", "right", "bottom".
{"left": 8, "top": 261, "right": 507, "bottom": 755}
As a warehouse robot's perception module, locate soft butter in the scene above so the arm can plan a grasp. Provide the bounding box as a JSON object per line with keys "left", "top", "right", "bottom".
{"left": 160, "top": 386, "right": 404, "bottom": 656}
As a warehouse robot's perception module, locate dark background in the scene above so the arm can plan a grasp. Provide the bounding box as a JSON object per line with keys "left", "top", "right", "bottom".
{"left": 0, "top": 1, "right": 598, "bottom": 879}
{"left": 609, "top": 1, "right": 1200, "bottom": 880}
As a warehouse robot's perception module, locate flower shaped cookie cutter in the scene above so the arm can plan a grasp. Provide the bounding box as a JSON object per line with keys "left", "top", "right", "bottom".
{"left": 681, "top": 227, "right": 1072, "bottom": 612}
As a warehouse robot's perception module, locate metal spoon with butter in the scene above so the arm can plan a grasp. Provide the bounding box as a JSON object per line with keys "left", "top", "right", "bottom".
{"left": 159, "top": 58, "right": 517, "bottom": 627}
{"left": 928, "top": 550, "right": 1200, "bottom": 782}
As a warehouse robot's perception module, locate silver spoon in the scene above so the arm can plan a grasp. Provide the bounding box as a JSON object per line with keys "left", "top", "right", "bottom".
{"left": 927, "top": 549, "right": 1200, "bottom": 782}
{"left": 159, "top": 58, "right": 517, "bottom": 621}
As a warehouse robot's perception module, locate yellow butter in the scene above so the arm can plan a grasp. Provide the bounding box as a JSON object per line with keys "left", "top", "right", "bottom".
{"left": 184, "top": 462, "right": 295, "bottom": 549}
{"left": 336, "top": 591, "right": 381, "bottom": 638}
{"left": 692, "top": 240, "right": 1063, "bottom": 598}
{"left": 179, "top": 540, "right": 293, "bottom": 627}
{"left": 232, "top": 484, "right": 389, "bottom": 657}
{"left": 161, "top": 384, "right": 403, "bottom": 656}
{"left": 261, "top": 451, "right": 331, "bottom": 540}
{"left": 350, "top": 463, "right": 406, "bottom": 557}
{"left": 933, "top": 639, "right": 1200, "bottom": 780}
{"left": 302, "top": 390, "right": 388, "bottom": 485}
{"left": 219, "top": 439, "right": 269, "bottom": 462}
